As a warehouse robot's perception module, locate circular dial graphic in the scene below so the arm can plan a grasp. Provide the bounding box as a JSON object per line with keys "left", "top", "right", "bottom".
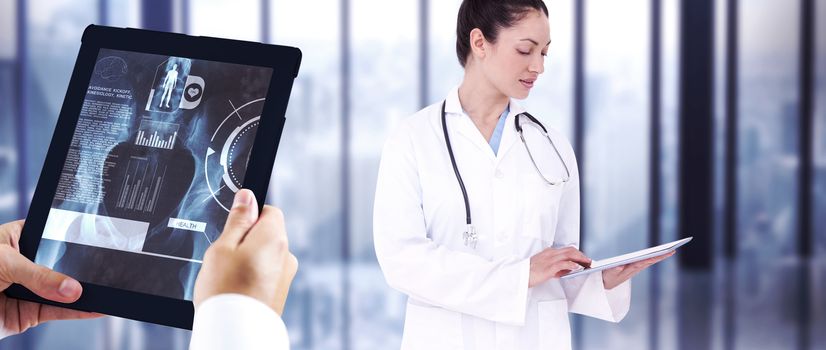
{"left": 205, "top": 98, "right": 264, "bottom": 212}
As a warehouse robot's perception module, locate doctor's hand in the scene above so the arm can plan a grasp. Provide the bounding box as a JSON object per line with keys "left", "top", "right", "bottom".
{"left": 194, "top": 189, "right": 298, "bottom": 315}
{"left": 601, "top": 251, "right": 675, "bottom": 290}
{"left": 528, "top": 246, "right": 592, "bottom": 288}
{"left": 0, "top": 220, "right": 101, "bottom": 338}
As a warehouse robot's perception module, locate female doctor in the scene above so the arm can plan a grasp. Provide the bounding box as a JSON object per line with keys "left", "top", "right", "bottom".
{"left": 373, "top": 0, "right": 673, "bottom": 349}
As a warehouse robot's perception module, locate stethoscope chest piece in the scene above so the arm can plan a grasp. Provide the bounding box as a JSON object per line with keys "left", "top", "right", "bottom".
{"left": 463, "top": 225, "right": 478, "bottom": 249}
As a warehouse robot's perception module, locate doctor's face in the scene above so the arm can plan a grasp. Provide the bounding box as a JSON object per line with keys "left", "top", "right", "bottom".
{"left": 481, "top": 10, "right": 550, "bottom": 100}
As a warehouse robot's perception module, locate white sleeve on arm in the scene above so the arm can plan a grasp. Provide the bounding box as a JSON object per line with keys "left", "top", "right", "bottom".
{"left": 552, "top": 150, "right": 632, "bottom": 323}
{"left": 563, "top": 272, "right": 631, "bottom": 322}
{"left": 189, "top": 294, "right": 290, "bottom": 350}
{"left": 373, "top": 124, "right": 530, "bottom": 326}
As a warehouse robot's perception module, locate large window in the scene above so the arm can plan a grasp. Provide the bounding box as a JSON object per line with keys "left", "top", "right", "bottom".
{"left": 103, "top": 0, "right": 140, "bottom": 27}
{"left": 427, "top": 0, "right": 462, "bottom": 104}
{"left": 0, "top": 0, "right": 14, "bottom": 60}
{"left": 653, "top": 0, "right": 682, "bottom": 348}
{"left": 0, "top": 65, "right": 17, "bottom": 224}
{"left": 349, "top": 0, "right": 419, "bottom": 348}
{"left": 269, "top": 1, "right": 346, "bottom": 348}
{"left": 188, "top": 0, "right": 261, "bottom": 41}
{"left": 580, "top": 0, "right": 651, "bottom": 348}
{"left": 0, "top": 0, "right": 17, "bottom": 224}
{"left": 735, "top": 0, "right": 801, "bottom": 348}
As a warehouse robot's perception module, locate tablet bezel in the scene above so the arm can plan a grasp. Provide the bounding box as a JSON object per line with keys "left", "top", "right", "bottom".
{"left": 3, "top": 24, "right": 301, "bottom": 330}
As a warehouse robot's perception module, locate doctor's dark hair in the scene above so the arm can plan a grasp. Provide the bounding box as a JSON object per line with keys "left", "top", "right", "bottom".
{"left": 456, "top": 0, "right": 549, "bottom": 67}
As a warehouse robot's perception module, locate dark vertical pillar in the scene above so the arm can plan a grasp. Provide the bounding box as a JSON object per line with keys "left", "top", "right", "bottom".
{"left": 573, "top": 0, "right": 586, "bottom": 251}
{"left": 648, "top": 0, "right": 662, "bottom": 349}
{"left": 572, "top": 1, "right": 586, "bottom": 347}
{"left": 141, "top": 0, "right": 173, "bottom": 32}
{"left": 723, "top": 0, "right": 739, "bottom": 349}
{"left": 419, "top": 0, "right": 429, "bottom": 108}
{"left": 340, "top": 0, "right": 351, "bottom": 349}
{"left": 261, "top": 0, "right": 270, "bottom": 43}
{"left": 797, "top": 0, "right": 815, "bottom": 348}
{"left": 98, "top": 0, "right": 108, "bottom": 25}
{"left": 678, "top": 0, "right": 715, "bottom": 349}
{"left": 678, "top": 0, "right": 714, "bottom": 271}
{"left": 723, "top": 1, "right": 739, "bottom": 264}
{"left": 182, "top": 0, "right": 190, "bottom": 34}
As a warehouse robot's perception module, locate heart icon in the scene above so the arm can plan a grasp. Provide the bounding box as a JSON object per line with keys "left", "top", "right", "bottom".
{"left": 187, "top": 87, "right": 200, "bottom": 98}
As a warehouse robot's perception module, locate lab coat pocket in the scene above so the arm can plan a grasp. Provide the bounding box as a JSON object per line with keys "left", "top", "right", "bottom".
{"left": 401, "top": 301, "right": 464, "bottom": 350}
{"left": 537, "top": 299, "right": 572, "bottom": 350}
{"left": 518, "top": 177, "right": 564, "bottom": 243}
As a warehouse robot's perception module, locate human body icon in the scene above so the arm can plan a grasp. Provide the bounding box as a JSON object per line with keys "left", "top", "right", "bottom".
{"left": 160, "top": 64, "right": 179, "bottom": 108}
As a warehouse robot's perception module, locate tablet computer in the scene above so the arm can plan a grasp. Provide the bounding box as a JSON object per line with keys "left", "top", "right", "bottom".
{"left": 560, "top": 237, "right": 692, "bottom": 279}
{"left": 4, "top": 25, "right": 301, "bottom": 329}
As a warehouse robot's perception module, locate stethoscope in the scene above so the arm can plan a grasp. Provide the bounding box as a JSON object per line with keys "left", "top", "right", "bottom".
{"left": 440, "top": 100, "right": 571, "bottom": 249}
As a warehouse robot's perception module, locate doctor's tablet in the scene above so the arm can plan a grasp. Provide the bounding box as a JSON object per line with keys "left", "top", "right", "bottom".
{"left": 560, "top": 237, "right": 692, "bottom": 280}
{"left": 4, "top": 25, "right": 301, "bottom": 329}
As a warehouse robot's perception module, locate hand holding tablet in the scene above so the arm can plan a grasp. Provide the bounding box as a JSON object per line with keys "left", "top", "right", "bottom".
{"left": 194, "top": 189, "right": 298, "bottom": 315}
{"left": 560, "top": 237, "right": 692, "bottom": 281}
{"left": 0, "top": 220, "right": 102, "bottom": 339}
{"left": 4, "top": 25, "right": 301, "bottom": 329}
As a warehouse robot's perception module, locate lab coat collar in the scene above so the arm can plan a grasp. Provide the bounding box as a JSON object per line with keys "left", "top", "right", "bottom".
{"left": 444, "top": 87, "right": 464, "bottom": 115}
{"left": 443, "top": 87, "right": 527, "bottom": 161}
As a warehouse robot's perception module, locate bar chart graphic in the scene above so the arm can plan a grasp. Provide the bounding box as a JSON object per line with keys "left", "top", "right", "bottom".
{"left": 115, "top": 157, "right": 166, "bottom": 214}
{"left": 135, "top": 120, "right": 179, "bottom": 150}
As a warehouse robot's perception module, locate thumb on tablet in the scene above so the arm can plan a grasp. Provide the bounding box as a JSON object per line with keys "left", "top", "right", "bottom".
{"left": 0, "top": 247, "right": 82, "bottom": 303}
{"left": 219, "top": 189, "right": 259, "bottom": 246}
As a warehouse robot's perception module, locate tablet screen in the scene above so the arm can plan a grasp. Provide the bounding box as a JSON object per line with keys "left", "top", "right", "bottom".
{"left": 33, "top": 48, "right": 273, "bottom": 300}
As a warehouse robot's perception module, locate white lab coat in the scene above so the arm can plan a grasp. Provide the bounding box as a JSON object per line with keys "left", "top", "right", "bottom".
{"left": 0, "top": 294, "right": 288, "bottom": 348}
{"left": 373, "top": 88, "right": 631, "bottom": 350}
{"left": 190, "top": 294, "right": 289, "bottom": 350}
